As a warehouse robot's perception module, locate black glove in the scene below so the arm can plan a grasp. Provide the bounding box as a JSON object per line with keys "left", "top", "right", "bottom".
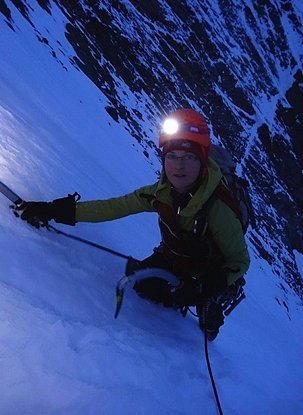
{"left": 170, "top": 278, "right": 202, "bottom": 306}
{"left": 202, "top": 270, "right": 228, "bottom": 299}
{"left": 17, "top": 193, "right": 79, "bottom": 227}
{"left": 133, "top": 277, "right": 174, "bottom": 306}
{"left": 18, "top": 201, "right": 52, "bottom": 228}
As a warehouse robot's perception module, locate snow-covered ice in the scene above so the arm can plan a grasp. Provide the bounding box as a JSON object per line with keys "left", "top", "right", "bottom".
{"left": 0, "top": 5, "right": 302, "bottom": 415}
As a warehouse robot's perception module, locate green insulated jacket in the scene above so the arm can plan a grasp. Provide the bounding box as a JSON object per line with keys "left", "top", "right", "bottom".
{"left": 76, "top": 158, "right": 250, "bottom": 285}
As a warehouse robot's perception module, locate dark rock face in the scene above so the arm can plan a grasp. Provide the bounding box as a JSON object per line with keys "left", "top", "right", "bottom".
{"left": 1, "top": 0, "right": 302, "bottom": 296}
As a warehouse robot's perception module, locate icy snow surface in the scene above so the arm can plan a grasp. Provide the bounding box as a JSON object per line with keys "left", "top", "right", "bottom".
{"left": 0, "top": 5, "right": 302, "bottom": 415}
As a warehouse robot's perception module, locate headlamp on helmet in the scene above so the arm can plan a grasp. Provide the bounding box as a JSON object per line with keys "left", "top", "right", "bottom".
{"left": 162, "top": 118, "right": 179, "bottom": 135}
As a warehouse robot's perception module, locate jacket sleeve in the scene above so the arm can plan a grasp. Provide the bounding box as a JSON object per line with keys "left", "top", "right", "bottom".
{"left": 75, "top": 183, "right": 158, "bottom": 223}
{"left": 208, "top": 199, "right": 250, "bottom": 285}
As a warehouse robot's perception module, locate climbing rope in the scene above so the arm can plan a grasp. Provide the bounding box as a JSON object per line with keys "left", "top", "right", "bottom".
{"left": 202, "top": 305, "right": 224, "bottom": 415}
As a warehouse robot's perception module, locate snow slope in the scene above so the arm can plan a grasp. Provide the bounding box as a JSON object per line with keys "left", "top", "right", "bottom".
{"left": 0, "top": 7, "right": 303, "bottom": 415}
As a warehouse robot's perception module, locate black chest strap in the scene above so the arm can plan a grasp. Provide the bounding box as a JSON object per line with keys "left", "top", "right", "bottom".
{"left": 192, "top": 191, "right": 217, "bottom": 237}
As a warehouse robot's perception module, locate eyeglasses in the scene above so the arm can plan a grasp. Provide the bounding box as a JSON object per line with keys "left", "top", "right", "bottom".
{"left": 165, "top": 153, "right": 199, "bottom": 162}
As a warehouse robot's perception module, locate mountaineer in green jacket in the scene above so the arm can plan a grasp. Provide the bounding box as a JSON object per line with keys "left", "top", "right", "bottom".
{"left": 18, "top": 108, "right": 250, "bottom": 340}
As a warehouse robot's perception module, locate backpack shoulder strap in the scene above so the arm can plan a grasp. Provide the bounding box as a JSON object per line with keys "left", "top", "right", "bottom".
{"left": 214, "top": 181, "right": 246, "bottom": 232}
{"left": 193, "top": 177, "right": 248, "bottom": 238}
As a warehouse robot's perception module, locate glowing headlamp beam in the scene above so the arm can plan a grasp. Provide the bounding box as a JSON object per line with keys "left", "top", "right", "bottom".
{"left": 162, "top": 118, "right": 179, "bottom": 135}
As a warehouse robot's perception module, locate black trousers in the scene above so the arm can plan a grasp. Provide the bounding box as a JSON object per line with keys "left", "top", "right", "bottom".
{"left": 132, "top": 251, "right": 245, "bottom": 331}
{"left": 132, "top": 251, "right": 203, "bottom": 306}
